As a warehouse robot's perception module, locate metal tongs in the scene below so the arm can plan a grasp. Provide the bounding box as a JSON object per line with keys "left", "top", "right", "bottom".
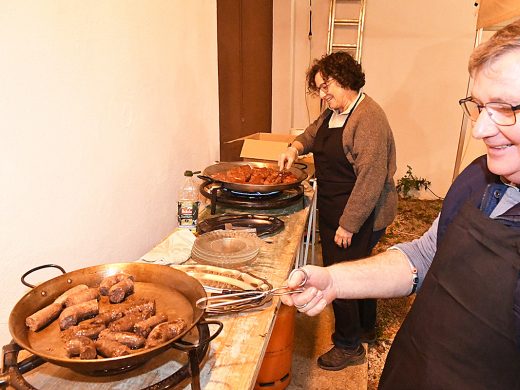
{"left": 196, "top": 268, "right": 308, "bottom": 311}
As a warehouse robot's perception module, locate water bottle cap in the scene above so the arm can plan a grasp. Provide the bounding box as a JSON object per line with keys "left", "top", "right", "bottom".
{"left": 184, "top": 170, "right": 193, "bottom": 177}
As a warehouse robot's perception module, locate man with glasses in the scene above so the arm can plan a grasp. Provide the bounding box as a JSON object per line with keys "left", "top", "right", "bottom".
{"left": 281, "top": 20, "right": 520, "bottom": 389}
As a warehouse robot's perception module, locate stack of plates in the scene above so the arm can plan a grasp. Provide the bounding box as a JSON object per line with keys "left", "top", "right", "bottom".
{"left": 191, "top": 230, "right": 261, "bottom": 268}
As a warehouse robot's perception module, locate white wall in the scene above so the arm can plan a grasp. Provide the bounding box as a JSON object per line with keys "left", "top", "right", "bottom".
{"left": 0, "top": 1, "right": 220, "bottom": 344}
{"left": 273, "top": 0, "right": 479, "bottom": 198}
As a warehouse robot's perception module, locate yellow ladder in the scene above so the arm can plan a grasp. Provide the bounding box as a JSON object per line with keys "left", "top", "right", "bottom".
{"left": 326, "top": 0, "right": 367, "bottom": 63}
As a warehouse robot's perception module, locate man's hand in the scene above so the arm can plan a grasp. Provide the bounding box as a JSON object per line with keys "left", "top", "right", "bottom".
{"left": 280, "top": 265, "right": 336, "bottom": 316}
{"left": 335, "top": 226, "right": 353, "bottom": 248}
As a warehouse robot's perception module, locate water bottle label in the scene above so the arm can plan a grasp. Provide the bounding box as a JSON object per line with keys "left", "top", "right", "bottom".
{"left": 177, "top": 200, "right": 199, "bottom": 227}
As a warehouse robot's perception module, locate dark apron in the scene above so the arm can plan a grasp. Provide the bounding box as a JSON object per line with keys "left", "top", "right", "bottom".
{"left": 314, "top": 100, "right": 378, "bottom": 347}
{"left": 380, "top": 202, "right": 520, "bottom": 389}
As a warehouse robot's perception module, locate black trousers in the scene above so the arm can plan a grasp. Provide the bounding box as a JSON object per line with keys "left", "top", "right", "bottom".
{"left": 320, "top": 219, "right": 385, "bottom": 348}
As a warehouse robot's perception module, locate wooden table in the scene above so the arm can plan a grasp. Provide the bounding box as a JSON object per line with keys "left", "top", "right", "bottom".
{"left": 5, "top": 182, "right": 315, "bottom": 390}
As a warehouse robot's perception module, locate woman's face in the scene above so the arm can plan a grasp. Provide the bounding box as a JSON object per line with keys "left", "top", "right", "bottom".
{"left": 471, "top": 49, "right": 520, "bottom": 184}
{"left": 315, "top": 72, "right": 351, "bottom": 112}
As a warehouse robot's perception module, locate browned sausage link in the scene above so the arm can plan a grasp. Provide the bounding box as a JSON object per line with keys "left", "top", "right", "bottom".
{"left": 61, "top": 319, "right": 106, "bottom": 341}
{"left": 91, "top": 308, "right": 125, "bottom": 325}
{"left": 145, "top": 318, "right": 187, "bottom": 348}
{"left": 25, "top": 302, "right": 63, "bottom": 332}
{"left": 53, "top": 284, "right": 89, "bottom": 306}
{"left": 99, "top": 273, "right": 134, "bottom": 296}
{"left": 98, "top": 329, "right": 145, "bottom": 349}
{"left": 108, "top": 277, "right": 134, "bottom": 303}
{"left": 66, "top": 336, "right": 97, "bottom": 359}
{"left": 64, "top": 287, "right": 100, "bottom": 307}
{"left": 59, "top": 299, "right": 99, "bottom": 330}
{"left": 134, "top": 313, "right": 168, "bottom": 338}
{"left": 95, "top": 338, "right": 131, "bottom": 358}
{"left": 123, "top": 300, "right": 156, "bottom": 317}
{"left": 109, "top": 311, "right": 152, "bottom": 332}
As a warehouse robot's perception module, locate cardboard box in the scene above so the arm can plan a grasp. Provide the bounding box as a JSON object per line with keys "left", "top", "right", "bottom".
{"left": 227, "top": 132, "right": 314, "bottom": 175}
{"left": 228, "top": 132, "right": 295, "bottom": 162}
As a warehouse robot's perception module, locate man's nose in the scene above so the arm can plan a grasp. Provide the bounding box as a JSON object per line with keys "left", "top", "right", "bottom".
{"left": 472, "top": 109, "right": 498, "bottom": 139}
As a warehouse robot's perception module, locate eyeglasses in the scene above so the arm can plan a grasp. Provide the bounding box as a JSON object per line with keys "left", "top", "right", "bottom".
{"left": 312, "top": 79, "right": 334, "bottom": 96}
{"left": 459, "top": 96, "right": 520, "bottom": 126}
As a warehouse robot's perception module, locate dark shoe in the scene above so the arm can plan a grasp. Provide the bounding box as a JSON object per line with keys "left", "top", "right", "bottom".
{"left": 360, "top": 328, "right": 377, "bottom": 345}
{"left": 317, "top": 345, "right": 366, "bottom": 371}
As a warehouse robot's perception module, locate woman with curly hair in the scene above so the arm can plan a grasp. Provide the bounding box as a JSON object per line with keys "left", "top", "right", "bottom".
{"left": 279, "top": 51, "right": 397, "bottom": 370}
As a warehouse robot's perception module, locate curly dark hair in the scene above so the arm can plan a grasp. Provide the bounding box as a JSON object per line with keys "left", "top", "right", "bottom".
{"left": 306, "top": 51, "right": 365, "bottom": 93}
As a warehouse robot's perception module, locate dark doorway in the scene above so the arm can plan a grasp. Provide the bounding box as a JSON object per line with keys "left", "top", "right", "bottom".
{"left": 217, "top": 0, "right": 273, "bottom": 161}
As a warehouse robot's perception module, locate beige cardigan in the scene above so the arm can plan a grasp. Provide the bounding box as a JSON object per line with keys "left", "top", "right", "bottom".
{"left": 295, "top": 94, "right": 397, "bottom": 233}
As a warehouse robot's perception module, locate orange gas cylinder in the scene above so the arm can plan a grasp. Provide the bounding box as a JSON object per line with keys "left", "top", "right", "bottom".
{"left": 254, "top": 304, "right": 296, "bottom": 390}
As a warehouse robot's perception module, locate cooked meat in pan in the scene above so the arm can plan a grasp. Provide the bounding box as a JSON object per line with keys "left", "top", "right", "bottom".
{"left": 134, "top": 313, "right": 168, "bottom": 338}
{"left": 109, "top": 311, "right": 153, "bottom": 333}
{"left": 64, "top": 287, "right": 100, "bottom": 307}
{"left": 66, "top": 336, "right": 97, "bottom": 359}
{"left": 59, "top": 299, "right": 99, "bottom": 330}
{"left": 123, "top": 299, "right": 156, "bottom": 316}
{"left": 211, "top": 165, "right": 298, "bottom": 185}
{"left": 98, "top": 329, "right": 145, "bottom": 349}
{"left": 53, "top": 284, "right": 89, "bottom": 306}
{"left": 108, "top": 277, "right": 134, "bottom": 303}
{"left": 145, "top": 319, "right": 187, "bottom": 348}
{"left": 61, "top": 319, "right": 106, "bottom": 341}
{"left": 99, "top": 273, "right": 134, "bottom": 296}
{"left": 95, "top": 338, "right": 131, "bottom": 358}
{"left": 25, "top": 302, "right": 63, "bottom": 332}
{"left": 91, "top": 308, "right": 125, "bottom": 325}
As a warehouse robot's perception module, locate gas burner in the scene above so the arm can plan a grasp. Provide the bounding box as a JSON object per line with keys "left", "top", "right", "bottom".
{"left": 200, "top": 182, "right": 305, "bottom": 215}
{"left": 226, "top": 189, "right": 281, "bottom": 198}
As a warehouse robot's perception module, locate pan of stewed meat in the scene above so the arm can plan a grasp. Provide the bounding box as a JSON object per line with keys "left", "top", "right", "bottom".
{"left": 8, "top": 262, "right": 221, "bottom": 375}
{"left": 202, "top": 161, "right": 307, "bottom": 193}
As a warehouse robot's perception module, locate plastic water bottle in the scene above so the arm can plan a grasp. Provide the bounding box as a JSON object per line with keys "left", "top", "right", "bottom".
{"left": 177, "top": 170, "right": 200, "bottom": 231}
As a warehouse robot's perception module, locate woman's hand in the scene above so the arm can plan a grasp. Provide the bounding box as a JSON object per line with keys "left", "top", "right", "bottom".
{"left": 278, "top": 145, "right": 299, "bottom": 170}
{"left": 280, "top": 265, "right": 336, "bottom": 316}
{"left": 335, "top": 226, "right": 353, "bottom": 248}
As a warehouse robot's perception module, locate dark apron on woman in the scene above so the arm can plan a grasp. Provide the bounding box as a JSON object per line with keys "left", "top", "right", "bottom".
{"left": 379, "top": 202, "right": 520, "bottom": 389}
{"left": 313, "top": 102, "right": 379, "bottom": 348}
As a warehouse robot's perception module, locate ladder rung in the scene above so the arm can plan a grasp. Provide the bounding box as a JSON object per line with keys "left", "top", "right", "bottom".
{"left": 334, "top": 19, "right": 359, "bottom": 26}
{"left": 332, "top": 43, "right": 357, "bottom": 49}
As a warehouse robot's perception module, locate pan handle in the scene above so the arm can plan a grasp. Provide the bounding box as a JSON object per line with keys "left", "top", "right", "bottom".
{"left": 171, "top": 319, "right": 223, "bottom": 352}
{"left": 293, "top": 161, "right": 308, "bottom": 170}
{"left": 197, "top": 174, "right": 219, "bottom": 183}
{"left": 21, "top": 264, "right": 66, "bottom": 288}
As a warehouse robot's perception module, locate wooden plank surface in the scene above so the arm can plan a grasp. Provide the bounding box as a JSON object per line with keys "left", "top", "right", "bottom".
{"left": 9, "top": 183, "right": 314, "bottom": 390}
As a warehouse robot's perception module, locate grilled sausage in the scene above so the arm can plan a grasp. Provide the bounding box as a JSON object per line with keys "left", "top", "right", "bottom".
{"left": 134, "top": 313, "right": 168, "bottom": 338}
{"left": 59, "top": 299, "right": 99, "bottom": 330}
{"left": 61, "top": 319, "right": 106, "bottom": 341}
{"left": 66, "top": 336, "right": 97, "bottom": 359}
{"left": 64, "top": 287, "right": 100, "bottom": 307}
{"left": 123, "top": 300, "right": 156, "bottom": 317}
{"left": 25, "top": 302, "right": 63, "bottom": 332}
{"left": 145, "top": 319, "right": 187, "bottom": 348}
{"left": 91, "top": 308, "right": 125, "bottom": 325}
{"left": 108, "top": 277, "right": 134, "bottom": 303}
{"left": 99, "top": 273, "right": 134, "bottom": 296}
{"left": 98, "top": 329, "right": 145, "bottom": 349}
{"left": 109, "top": 311, "right": 153, "bottom": 333}
{"left": 95, "top": 338, "right": 131, "bottom": 358}
{"left": 53, "top": 284, "right": 89, "bottom": 306}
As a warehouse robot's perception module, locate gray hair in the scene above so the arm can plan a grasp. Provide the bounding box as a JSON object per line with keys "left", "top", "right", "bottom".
{"left": 469, "top": 20, "right": 520, "bottom": 75}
